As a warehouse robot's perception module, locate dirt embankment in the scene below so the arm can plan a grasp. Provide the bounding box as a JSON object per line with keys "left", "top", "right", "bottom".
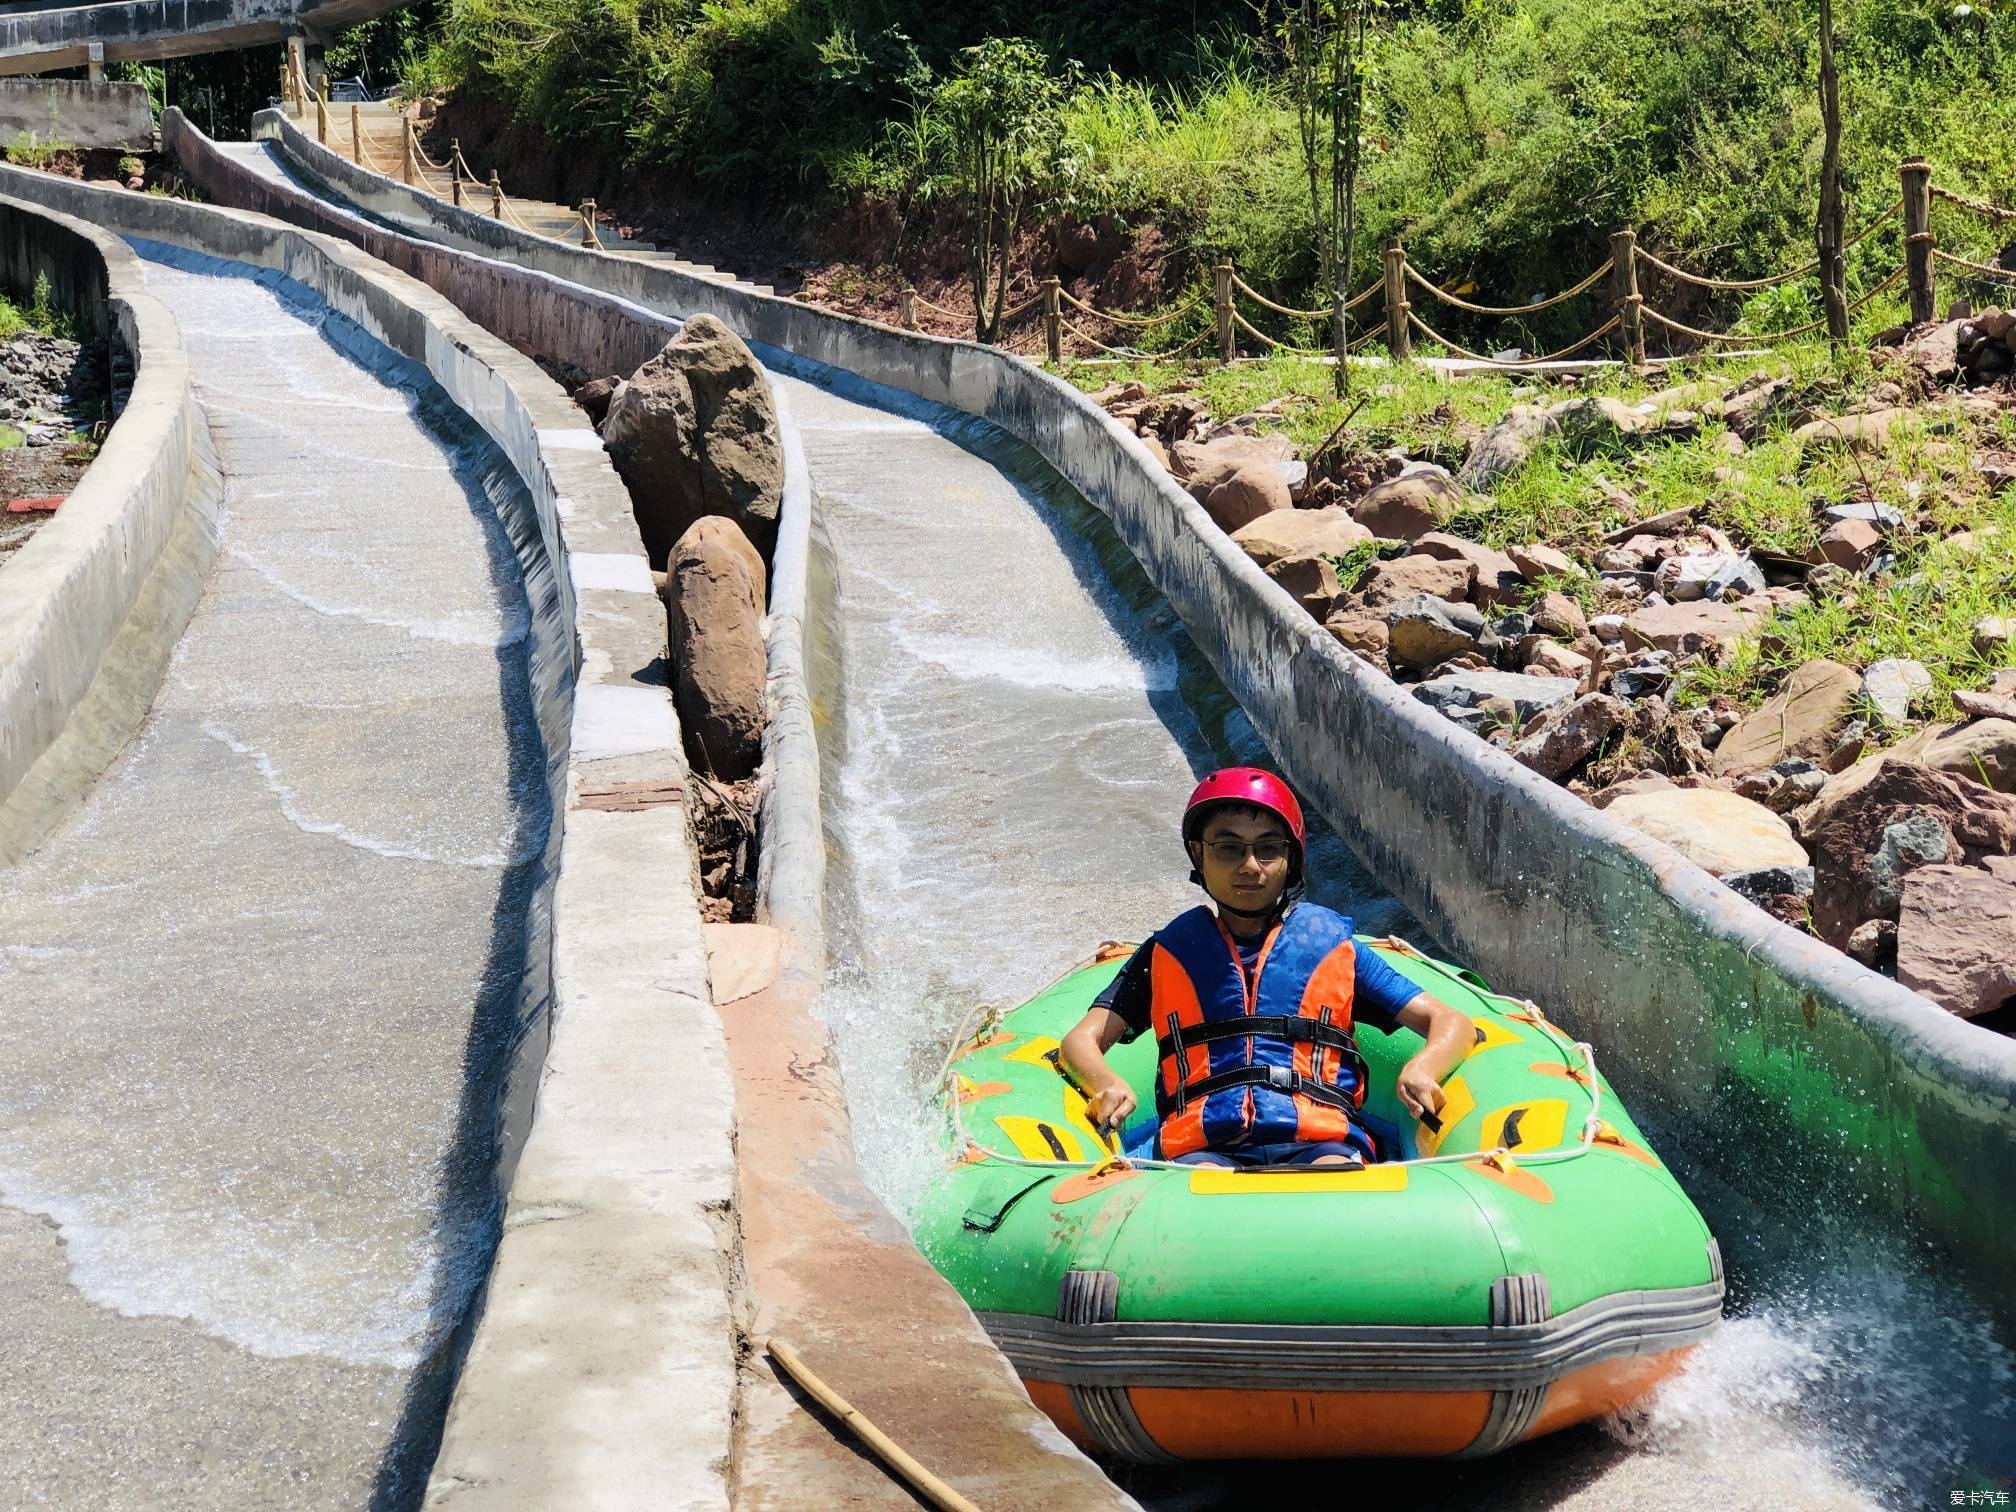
{"left": 420, "top": 94, "right": 1174, "bottom": 356}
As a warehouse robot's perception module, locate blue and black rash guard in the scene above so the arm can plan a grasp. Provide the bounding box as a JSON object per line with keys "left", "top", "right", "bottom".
{"left": 1093, "top": 916, "right": 1424, "bottom": 1043}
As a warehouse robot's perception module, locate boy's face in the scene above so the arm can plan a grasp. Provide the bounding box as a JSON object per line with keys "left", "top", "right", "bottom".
{"left": 1191, "top": 808, "right": 1293, "bottom": 914}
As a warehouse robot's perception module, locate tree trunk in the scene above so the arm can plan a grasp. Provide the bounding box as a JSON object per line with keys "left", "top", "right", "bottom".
{"left": 1816, "top": 0, "right": 1849, "bottom": 342}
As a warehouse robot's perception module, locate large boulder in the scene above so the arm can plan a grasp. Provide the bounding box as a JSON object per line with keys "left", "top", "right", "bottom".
{"left": 1792, "top": 408, "right": 1916, "bottom": 456}
{"left": 1173, "top": 433, "right": 1297, "bottom": 496}
{"left": 1459, "top": 404, "right": 1558, "bottom": 488}
{"left": 1410, "top": 533, "right": 1524, "bottom": 607}
{"left": 1359, "top": 552, "right": 1475, "bottom": 609}
{"left": 1351, "top": 473, "right": 1464, "bottom": 541}
{"left": 1896, "top": 862, "right": 2016, "bottom": 1017}
{"left": 605, "top": 316, "right": 785, "bottom": 569}
{"left": 1414, "top": 669, "right": 1579, "bottom": 730}
{"left": 1201, "top": 462, "right": 1293, "bottom": 532}
{"left": 1604, "top": 788, "right": 1809, "bottom": 876}
{"left": 1820, "top": 717, "right": 2016, "bottom": 800}
{"left": 1264, "top": 550, "right": 1343, "bottom": 617}
{"left": 664, "top": 516, "right": 769, "bottom": 779}
{"left": 1621, "top": 597, "right": 1773, "bottom": 657}
{"left": 1230, "top": 506, "right": 1371, "bottom": 569}
{"left": 1801, "top": 759, "right": 2016, "bottom": 946}
{"left": 1711, "top": 659, "right": 1861, "bottom": 776}
{"left": 1385, "top": 594, "right": 1486, "bottom": 670}
{"left": 1512, "top": 693, "right": 1628, "bottom": 779}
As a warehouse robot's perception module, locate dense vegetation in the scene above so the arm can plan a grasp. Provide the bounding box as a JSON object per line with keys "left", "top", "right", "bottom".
{"left": 399, "top": 0, "right": 2016, "bottom": 311}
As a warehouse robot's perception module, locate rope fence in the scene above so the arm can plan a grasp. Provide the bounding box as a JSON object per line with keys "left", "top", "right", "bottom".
{"left": 300, "top": 100, "right": 2007, "bottom": 370}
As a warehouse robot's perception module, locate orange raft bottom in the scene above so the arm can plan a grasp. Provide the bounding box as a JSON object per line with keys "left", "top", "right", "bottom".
{"left": 1024, "top": 1348, "right": 1692, "bottom": 1460}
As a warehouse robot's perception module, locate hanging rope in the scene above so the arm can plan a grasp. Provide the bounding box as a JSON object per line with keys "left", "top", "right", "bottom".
{"left": 1931, "top": 186, "right": 2016, "bottom": 224}
{"left": 1059, "top": 316, "right": 1213, "bottom": 359}
{"left": 1639, "top": 263, "right": 1906, "bottom": 344}
{"left": 1634, "top": 200, "right": 1902, "bottom": 291}
{"left": 1931, "top": 248, "right": 2016, "bottom": 283}
{"left": 1230, "top": 272, "right": 1379, "bottom": 320}
{"left": 1058, "top": 287, "right": 1205, "bottom": 329}
{"left": 1406, "top": 311, "right": 1622, "bottom": 365}
{"left": 1403, "top": 258, "right": 1613, "bottom": 317}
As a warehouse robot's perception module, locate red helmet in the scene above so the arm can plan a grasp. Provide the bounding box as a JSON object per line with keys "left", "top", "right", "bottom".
{"left": 1182, "top": 767, "right": 1306, "bottom": 849}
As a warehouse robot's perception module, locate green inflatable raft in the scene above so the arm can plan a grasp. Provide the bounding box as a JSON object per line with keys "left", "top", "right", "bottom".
{"left": 916, "top": 937, "right": 1724, "bottom": 1462}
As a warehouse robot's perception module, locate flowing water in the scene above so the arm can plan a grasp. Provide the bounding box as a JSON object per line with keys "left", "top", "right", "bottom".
{"left": 0, "top": 247, "right": 549, "bottom": 1506}
{"left": 787, "top": 367, "right": 2015, "bottom": 1511}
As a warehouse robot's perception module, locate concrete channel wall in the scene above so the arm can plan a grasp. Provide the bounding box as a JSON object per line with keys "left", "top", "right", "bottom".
{"left": 0, "top": 79, "right": 153, "bottom": 148}
{"left": 0, "top": 188, "right": 198, "bottom": 843}
{"left": 251, "top": 112, "right": 2016, "bottom": 1327}
{"left": 0, "top": 169, "right": 742, "bottom": 1507}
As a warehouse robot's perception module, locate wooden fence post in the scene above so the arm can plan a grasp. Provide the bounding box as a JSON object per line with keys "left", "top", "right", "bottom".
{"left": 349, "top": 104, "right": 361, "bottom": 165}
{"left": 450, "top": 139, "right": 463, "bottom": 208}
{"left": 1383, "top": 238, "right": 1411, "bottom": 361}
{"left": 1042, "top": 277, "right": 1063, "bottom": 365}
{"left": 1901, "top": 158, "right": 1935, "bottom": 326}
{"left": 489, "top": 170, "right": 503, "bottom": 218}
{"left": 1214, "top": 261, "right": 1235, "bottom": 364}
{"left": 899, "top": 286, "right": 918, "bottom": 331}
{"left": 1610, "top": 227, "right": 1646, "bottom": 366}
{"left": 401, "top": 122, "right": 415, "bottom": 186}
{"left": 580, "top": 200, "right": 599, "bottom": 248}
{"left": 314, "top": 88, "right": 327, "bottom": 145}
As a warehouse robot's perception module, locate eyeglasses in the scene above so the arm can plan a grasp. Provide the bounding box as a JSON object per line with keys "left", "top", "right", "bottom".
{"left": 1205, "top": 839, "right": 1291, "bottom": 866}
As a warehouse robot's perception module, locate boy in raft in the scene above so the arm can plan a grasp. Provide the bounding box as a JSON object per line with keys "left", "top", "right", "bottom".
{"left": 1060, "top": 767, "right": 1472, "bottom": 1168}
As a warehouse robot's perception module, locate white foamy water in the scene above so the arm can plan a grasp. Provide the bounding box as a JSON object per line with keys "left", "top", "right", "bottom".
{"left": 788, "top": 368, "right": 2014, "bottom": 1508}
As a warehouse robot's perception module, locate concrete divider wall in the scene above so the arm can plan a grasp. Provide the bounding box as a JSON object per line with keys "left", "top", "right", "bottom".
{"left": 245, "top": 117, "right": 2016, "bottom": 1325}
{"left": 0, "top": 188, "right": 196, "bottom": 826}
{"left": 0, "top": 79, "right": 153, "bottom": 149}
{"left": 0, "top": 168, "right": 741, "bottom": 1507}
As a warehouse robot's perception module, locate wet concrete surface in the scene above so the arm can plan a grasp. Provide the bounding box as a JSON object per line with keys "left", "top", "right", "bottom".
{"left": 0, "top": 247, "right": 546, "bottom": 1507}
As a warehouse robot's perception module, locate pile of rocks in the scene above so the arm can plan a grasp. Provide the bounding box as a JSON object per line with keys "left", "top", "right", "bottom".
{"left": 572, "top": 316, "right": 786, "bottom": 921}
{"left": 1884, "top": 305, "right": 2016, "bottom": 391}
{"left": 1090, "top": 365, "right": 2016, "bottom": 1022}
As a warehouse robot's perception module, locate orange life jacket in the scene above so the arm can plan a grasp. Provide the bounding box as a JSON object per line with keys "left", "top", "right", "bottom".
{"left": 1148, "top": 903, "right": 1369, "bottom": 1159}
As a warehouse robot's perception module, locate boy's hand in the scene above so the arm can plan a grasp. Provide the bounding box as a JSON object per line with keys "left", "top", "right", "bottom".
{"left": 1088, "top": 1080, "right": 1137, "bottom": 1132}
{"left": 1397, "top": 1057, "right": 1447, "bottom": 1122}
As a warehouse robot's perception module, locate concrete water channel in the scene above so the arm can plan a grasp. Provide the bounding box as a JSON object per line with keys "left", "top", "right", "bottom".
{"left": 0, "top": 245, "right": 547, "bottom": 1505}
{"left": 1, "top": 122, "right": 2010, "bottom": 1505}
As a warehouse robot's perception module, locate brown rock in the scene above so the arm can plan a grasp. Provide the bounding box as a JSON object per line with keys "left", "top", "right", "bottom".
{"left": 1137, "top": 432, "right": 1171, "bottom": 472}
{"left": 1895, "top": 865, "right": 2016, "bottom": 1017}
{"left": 1512, "top": 693, "right": 1627, "bottom": 779}
{"left": 1173, "top": 434, "right": 1297, "bottom": 496}
{"left": 664, "top": 516, "right": 769, "bottom": 780}
{"left": 1509, "top": 541, "right": 1580, "bottom": 581}
{"left": 1231, "top": 507, "right": 1371, "bottom": 569}
{"left": 1352, "top": 474, "right": 1464, "bottom": 542}
{"left": 575, "top": 373, "right": 620, "bottom": 427}
{"left": 1459, "top": 405, "right": 1559, "bottom": 488}
{"left": 1589, "top": 772, "right": 1675, "bottom": 809}
{"left": 1525, "top": 640, "right": 1594, "bottom": 680}
{"left": 1265, "top": 550, "right": 1344, "bottom": 618}
{"left": 1792, "top": 408, "right": 1915, "bottom": 456}
{"left": 1712, "top": 659, "right": 1861, "bottom": 776}
{"left": 1604, "top": 787, "right": 1809, "bottom": 875}
{"left": 1201, "top": 463, "right": 1293, "bottom": 533}
{"left": 605, "top": 316, "right": 785, "bottom": 569}
{"left": 1324, "top": 610, "right": 1390, "bottom": 662}
{"left": 1530, "top": 590, "right": 1589, "bottom": 640}
{"left": 1899, "top": 320, "right": 1963, "bottom": 384}
{"left": 1621, "top": 597, "right": 1772, "bottom": 657}
{"left": 1722, "top": 376, "right": 1797, "bottom": 441}
{"left": 1819, "top": 718, "right": 2016, "bottom": 799}
{"left": 1358, "top": 553, "right": 1476, "bottom": 609}
{"left": 1808, "top": 518, "right": 1883, "bottom": 571}
{"left": 1803, "top": 759, "right": 2016, "bottom": 945}
{"left": 1411, "top": 532, "right": 1523, "bottom": 607}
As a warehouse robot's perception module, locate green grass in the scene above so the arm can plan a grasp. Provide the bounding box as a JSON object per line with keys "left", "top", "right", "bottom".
{"left": 0, "top": 425, "right": 23, "bottom": 450}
